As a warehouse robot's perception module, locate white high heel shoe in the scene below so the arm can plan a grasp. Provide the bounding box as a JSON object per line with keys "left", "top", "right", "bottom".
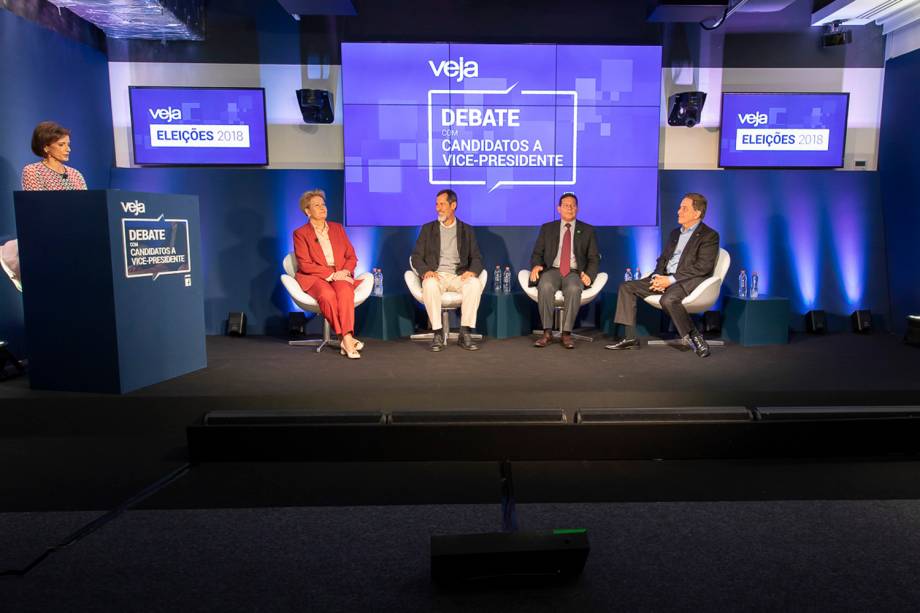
{"left": 340, "top": 345, "right": 361, "bottom": 359}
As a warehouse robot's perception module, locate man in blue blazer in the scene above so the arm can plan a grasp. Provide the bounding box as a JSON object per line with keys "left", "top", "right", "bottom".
{"left": 606, "top": 192, "right": 719, "bottom": 357}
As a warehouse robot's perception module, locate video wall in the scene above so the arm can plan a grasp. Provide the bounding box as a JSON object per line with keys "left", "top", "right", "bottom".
{"left": 129, "top": 87, "right": 268, "bottom": 166}
{"left": 341, "top": 43, "right": 662, "bottom": 226}
{"left": 719, "top": 92, "right": 849, "bottom": 168}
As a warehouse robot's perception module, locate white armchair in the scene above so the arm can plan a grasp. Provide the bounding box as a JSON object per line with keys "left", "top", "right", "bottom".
{"left": 517, "top": 269, "right": 609, "bottom": 341}
{"left": 279, "top": 253, "right": 374, "bottom": 352}
{"left": 644, "top": 247, "right": 731, "bottom": 346}
{"left": 404, "top": 259, "right": 488, "bottom": 341}
{"left": 1, "top": 250, "right": 21, "bottom": 293}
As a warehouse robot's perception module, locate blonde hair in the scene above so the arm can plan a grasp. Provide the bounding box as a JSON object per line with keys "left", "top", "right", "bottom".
{"left": 299, "top": 189, "right": 326, "bottom": 214}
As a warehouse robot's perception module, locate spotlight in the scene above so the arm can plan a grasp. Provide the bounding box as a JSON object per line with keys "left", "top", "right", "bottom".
{"left": 822, "top": 21, "right": 852, "bottom": 47}
{"left": 850, "top": 309, "right": 872, "bottom": 334}
{"left": 703, "top": 310, "right": 722, "bottom": 334}
{"left": 906, "top": 315, "right": 920, "bottom": 347}
{"left": 667, "top": 91, "right": 707, "bottom": 128}
{"left": 227, "top": 312, "right": 247, "bottom": 337}
{"left": 805, "top": 310, "right": 826, "bottom": 334}
{"left": 288, "top": 311, "right": 307, "bottom": 338}
{"left": 295, "top": 89, "right": 334, "bottom": 124}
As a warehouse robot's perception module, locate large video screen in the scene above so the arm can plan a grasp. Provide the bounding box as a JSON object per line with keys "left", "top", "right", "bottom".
{"left": 719, "top": 92, "right": 849, "bottom": 168}
{"left": 129, "top": 87, "right": 268, "bottom": 166}
{"left": 342, "top": 43, "right": 662, "bottom": 226}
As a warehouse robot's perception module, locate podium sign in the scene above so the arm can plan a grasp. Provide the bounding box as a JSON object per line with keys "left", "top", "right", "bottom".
{"left": 14, "top": 190, "right": 206, "bottom": 393}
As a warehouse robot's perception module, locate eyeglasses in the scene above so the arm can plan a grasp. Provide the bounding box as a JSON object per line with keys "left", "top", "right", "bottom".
{"left": 559, "top": 203, "right": 577, "bottom": 209}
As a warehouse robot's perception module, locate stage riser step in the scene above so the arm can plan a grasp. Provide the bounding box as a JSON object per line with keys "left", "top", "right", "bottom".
{"left": 188, "top": 418, "right": 920, "bottom": 462}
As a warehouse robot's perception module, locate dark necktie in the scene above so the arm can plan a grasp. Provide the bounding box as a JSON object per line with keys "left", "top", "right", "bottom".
{"left": 560, "top": 223, "right": 572, "bottom": 277}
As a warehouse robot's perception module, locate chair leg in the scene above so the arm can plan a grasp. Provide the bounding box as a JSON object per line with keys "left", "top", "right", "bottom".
{"left": 288, "top": 316, "right": 341, "bottom": 352}
{"left": 536, "top": 306, "right": 593, "bottom": 342}
{"left": 647, "top": 339, "right": 725, "bottom": 347}
{"left": 646, "top": 313, "right": 725, "bottom": 347}
{"left": 410, "top": 307, "right": 482, "bottom": 341}
{"left": 410, "top": 308, "right": 452, "bottom": 341}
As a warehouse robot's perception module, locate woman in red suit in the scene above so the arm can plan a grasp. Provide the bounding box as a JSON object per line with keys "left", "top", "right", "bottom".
{"left": 293, "top": 189, "right": 365, "bottom": 359}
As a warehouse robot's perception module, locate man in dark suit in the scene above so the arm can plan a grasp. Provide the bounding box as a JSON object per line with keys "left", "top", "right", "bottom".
{"left": 606, "top": 192, "right": 719, "bottom": 357}
{"left": 411, "top": 189, "right": 484, "bottom": 352}
{"left": 529, "top": 192, "right": 600, "bottom": 349}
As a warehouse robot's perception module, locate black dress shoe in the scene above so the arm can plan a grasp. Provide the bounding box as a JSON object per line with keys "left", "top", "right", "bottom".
{"left": 605, "top": 337, "right": 640, "bottom": 350}
{"left": 561, "top": 333, "right": 575, "bottom": 349}
{"left": 429, "top": 330, "right": 446, "bottom": 352}
{"left": 688, "top": 330, "right": 711, "bottom": 358}
{"left": 458, "top": 330, "right": 479, "bottom": 351}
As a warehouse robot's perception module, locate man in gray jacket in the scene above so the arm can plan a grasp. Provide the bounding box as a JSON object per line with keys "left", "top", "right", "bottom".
{"left": 410, "top": 189, "right": 484, "bottom": 352}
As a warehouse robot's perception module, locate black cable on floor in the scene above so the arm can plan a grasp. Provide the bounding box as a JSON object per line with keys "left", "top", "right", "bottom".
{"left": 0, "top": 462, "right": 192, "bottom": 577}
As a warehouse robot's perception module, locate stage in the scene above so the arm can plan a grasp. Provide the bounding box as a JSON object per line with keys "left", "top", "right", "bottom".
{"left": 2, "top": 331, "right": 919, "bottom": 419}
{"left": 2, "top": 330, "right": 919, "bottom": 485}
{"left": 5, "top": 333, "right": 920, "bottom": 611}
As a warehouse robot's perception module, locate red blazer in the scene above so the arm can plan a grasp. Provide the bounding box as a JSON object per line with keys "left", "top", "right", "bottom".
{"left": 293, "top": 221, "right": 360, "bottom": 293}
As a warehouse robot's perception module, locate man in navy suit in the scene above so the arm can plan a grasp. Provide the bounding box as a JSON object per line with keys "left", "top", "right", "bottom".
{"left": 529, "top": 192, "right": 600, "bottom": 349}
{"left": 606, "top": 192, "right": 719, "bottom": 357}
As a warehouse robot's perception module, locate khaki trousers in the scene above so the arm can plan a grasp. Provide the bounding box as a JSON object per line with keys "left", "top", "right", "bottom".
{"left": 421, "top": 272, "right": 481, "bottom": 330}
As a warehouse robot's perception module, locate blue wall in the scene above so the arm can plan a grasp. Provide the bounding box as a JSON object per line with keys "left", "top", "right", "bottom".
{"left": 662, "top": 170, "right": 890, "bottom": 331}
{"left": 109, "top": 167, "right": 886, "bottom": 335}
{"left": 1, "top": 4, "right": 891, "bottom": 342}
{"left": 879, "top": 48, "right": 920, "bottom": 334}
{"left": 0, "top": 9, "right": 114, "bottom": 352}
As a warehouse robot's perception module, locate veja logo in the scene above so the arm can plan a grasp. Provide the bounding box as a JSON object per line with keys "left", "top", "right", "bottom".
{"left": 428, "top": 57, "right": 479, "bottom": 82}
{"left": 121, "top": 200, "right": 146, "bottom": 215}
{"left": 148, "top": 107, "right": 182, "bottom": 122}
{"left": 738, "top": 112, "right": 769, "bottom": 126}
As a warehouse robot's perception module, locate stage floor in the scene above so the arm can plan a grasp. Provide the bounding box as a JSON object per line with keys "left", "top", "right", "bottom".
{"left": 3, "top": 331, "right": 920, "bottom": 514}
{"left": 2, "top": 331, "right": 919, "bottom": 430}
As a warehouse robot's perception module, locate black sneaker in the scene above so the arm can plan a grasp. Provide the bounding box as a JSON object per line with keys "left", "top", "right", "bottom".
{"left": 688, "top": 331, "right": 711, "bottom": 358}
{"left": 604, "top": 337, "right": 640, "bottom": 350}
{"left": 429, "top": 330, "right": 446, "bottom": 352}
{"left": 458, "top": 330, "right": 479, "bottom": 351}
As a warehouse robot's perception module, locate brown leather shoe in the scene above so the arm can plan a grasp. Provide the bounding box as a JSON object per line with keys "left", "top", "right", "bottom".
{"left": 533, "top": 330, "right": 553, "bottom": 348}
{"left": 561, "top": 333, "right": 575, "bottom": 349}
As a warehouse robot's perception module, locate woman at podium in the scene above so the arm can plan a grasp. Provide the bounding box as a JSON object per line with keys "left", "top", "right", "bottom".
{"left": 2, "top": 122, "right": 87, "bottom": 291}
{"left": 21, "top": 121, "right": 87, "bottom": 191}
{"left": 293, "top": 189, "right": 365, "bottom": 359}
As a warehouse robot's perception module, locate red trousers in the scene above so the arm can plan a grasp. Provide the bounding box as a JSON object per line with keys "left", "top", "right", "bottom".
{"left": 306, "top": 278, "right": 360, "bottom": 336}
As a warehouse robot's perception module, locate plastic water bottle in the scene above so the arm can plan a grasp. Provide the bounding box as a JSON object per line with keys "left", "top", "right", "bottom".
{"left": 738, "top": 269, "right": 747, "bottom": 298}
{"left": 625, "top": 268, "right": 632, "bottom": 282}
{"left": 373, "top": 268, "right": 383, "bottom": 296}
{"left": 635, "top": 267, "right": 641, "bottom": 281}
{"left": 493, "top": 265, "right": 502, "bottom": 293}
{"left": 502, "top": 266, "right": 512, "bottom": 294}
{"left": 750, "top": 272, "right": 759, "bottom": 299}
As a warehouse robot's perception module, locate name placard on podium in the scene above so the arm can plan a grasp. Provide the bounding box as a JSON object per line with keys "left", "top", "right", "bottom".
{"left": 14, "top": 189, "right": 206, "bottom": 393}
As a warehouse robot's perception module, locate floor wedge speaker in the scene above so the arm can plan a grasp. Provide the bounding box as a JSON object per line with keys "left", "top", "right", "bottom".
{"left": 389, "top": 409, "right": 566, "bottom": 425}
{"left": 431, "top": 530, "right": 589, "bottom": 585}
{"left": 576, "top": 407, "right": 751, "bottom": 423}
